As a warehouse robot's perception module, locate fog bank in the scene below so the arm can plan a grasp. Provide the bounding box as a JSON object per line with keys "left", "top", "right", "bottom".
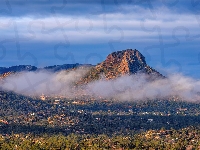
{"left": 1, "top": 69, "right": 200, "bottom": 101}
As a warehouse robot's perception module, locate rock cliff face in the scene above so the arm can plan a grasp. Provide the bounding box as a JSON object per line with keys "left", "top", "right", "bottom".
{"left": 81, "top": 49, "right": 163, "bottom": 83}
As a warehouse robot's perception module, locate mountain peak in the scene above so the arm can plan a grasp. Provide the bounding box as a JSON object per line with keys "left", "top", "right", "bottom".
{"left": 102, "top": 49, "right": 146, "bottom": 76}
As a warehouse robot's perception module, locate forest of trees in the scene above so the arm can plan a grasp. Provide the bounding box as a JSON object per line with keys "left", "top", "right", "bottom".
{"left": 1, "top": 126, "right": 200, "bottom": 149}
{"left": 1, "top": 91, "right": 200, "bottom": 149}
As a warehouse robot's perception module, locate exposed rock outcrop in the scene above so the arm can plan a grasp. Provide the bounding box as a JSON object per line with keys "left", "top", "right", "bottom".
{"left": 80, "top": 49, "right": 163, "bottom": 83}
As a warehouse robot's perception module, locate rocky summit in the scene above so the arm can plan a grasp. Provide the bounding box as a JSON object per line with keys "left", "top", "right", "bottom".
{"left": 81, "top": 49, "right": 163, "bottom": 83}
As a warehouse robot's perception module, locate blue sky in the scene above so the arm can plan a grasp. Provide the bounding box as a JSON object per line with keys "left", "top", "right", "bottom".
{"left": 1, "top": 0, "right": 200, "bottom": 78}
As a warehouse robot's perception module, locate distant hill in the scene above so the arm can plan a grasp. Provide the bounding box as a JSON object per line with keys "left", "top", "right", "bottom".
{"left": 0, "top": 65, "right": 37, "bottom": 74}
{"left": 80, "top": 49, "right": 164, "bottom": 83}
{"left": 0, "top": 63, "right": 94, "bottom": 79}
{"left": 43, "top": 63, "right": 93, "bottom": 72}
{"left": 0, "top": 49, "right": 163, "bottom": 83}
{"left": 0, "top": 65, "right": 38, "bottom": 79}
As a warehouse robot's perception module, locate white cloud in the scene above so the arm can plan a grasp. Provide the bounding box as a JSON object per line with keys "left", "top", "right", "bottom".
{"left": 1, "top": 68, "right": 200, "bottom": 102}
{"left": 0, "top": 68, "right": 89, "bottom": 97}
{"left": 0, "top": 6, "right": 199, "bottom": 43}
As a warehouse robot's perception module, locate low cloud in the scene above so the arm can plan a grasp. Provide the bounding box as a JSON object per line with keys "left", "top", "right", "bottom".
{"left": 87, "top": 74, "right": 200, "bottom": 101}
{"left": 0, "top": 68, "right": 88, "bottom": 97}
{"left": 1, "top": 68, "right": 200, "bottom": 102}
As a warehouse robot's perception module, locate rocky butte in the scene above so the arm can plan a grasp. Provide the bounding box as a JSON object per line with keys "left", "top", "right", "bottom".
{"left": 80, "top": 49, "right": 164, "bottom": 83}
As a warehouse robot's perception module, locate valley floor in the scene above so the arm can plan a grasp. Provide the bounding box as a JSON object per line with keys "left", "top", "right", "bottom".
{"left": 1, "top": 91, "right": 200, "bottom": 149}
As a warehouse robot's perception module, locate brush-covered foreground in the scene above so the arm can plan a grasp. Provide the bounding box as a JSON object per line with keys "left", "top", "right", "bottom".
{"left": 1, "top": 91, "right": 200, "bottom": 149}
{"left": 1, "top": 126, "right": 200, "bottom": 149}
